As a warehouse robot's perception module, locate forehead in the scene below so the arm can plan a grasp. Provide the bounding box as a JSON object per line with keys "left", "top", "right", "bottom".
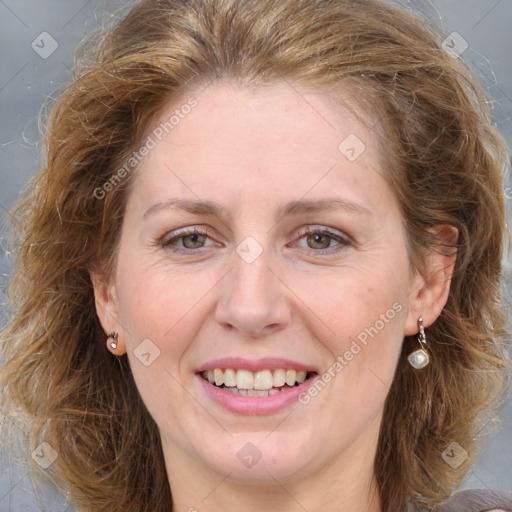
{"left": 125, "top": 80, "right": 397, "bottom": 223}
{"left": 138, "top": 82, "right": 380, "bottom": 174}
{"left": 153, "top": 80, "right": 373, "bottom": 145}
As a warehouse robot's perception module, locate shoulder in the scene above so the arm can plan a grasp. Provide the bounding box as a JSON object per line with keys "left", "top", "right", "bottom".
{"left": 437, "top": 489, "right": 512, "bottom": 512}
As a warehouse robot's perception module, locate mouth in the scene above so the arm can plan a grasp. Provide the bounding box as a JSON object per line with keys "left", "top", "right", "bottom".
{"left": 199, "top": 368, "right": 317, "bottom": 397}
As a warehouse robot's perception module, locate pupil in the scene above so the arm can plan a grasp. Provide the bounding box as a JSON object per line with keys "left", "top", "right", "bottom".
{"left": 183, "top": 233, "right": 203, "bottom": 248}
{"left": 309, "top": 233, "right": 329, "bottom": 249}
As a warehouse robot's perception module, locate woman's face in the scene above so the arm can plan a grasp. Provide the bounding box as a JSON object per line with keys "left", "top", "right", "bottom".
{"left": 96, "top": 82, "right": 429, "bottom": 486}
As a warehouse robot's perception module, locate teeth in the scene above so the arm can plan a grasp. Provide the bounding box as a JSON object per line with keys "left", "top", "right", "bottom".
{"left": 214, "top": 368, "right": 224, "bottom": 386}
{"left": 201, "top": 368, "right": 311, "bottom": 390}
{"left": 296, "top": 370, "right": 307, "bottom": 383}
{"left": 236, "top": 369, "right": 254, "bottom": 390}
{"left": 253, "top": 370, "right": 273, "bottom": 390}
{"left": 273, "top": 369, "right": 286, "bottom": 387}
{"left": 224, "top": 385, "right": 296, "bottom": 396}
{"left": 223, "top": 368, "right": 236, "bottom": 387}
{"left": 285, "top": 370, "right": 296, "bottom": 386}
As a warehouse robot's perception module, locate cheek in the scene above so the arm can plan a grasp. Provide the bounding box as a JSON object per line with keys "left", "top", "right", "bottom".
{"left": 296, "top": 275, "right": 407, "bottom": 438}
{"left": 300, "top": 267, "right": 407, "bottom": 390}
{"left": 113, "top": 262, "right": 215, "bottom": 437}
{"left": 115, "top": 256, "right": 215, "bottom": 345}
{"left": 305, "top": 266, "right": 406, "bottom": 340}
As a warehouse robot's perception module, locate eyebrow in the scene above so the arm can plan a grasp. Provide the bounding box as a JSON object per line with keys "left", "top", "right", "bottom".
{"left": 143, "top": 197, "right": 373, "bottom": 221}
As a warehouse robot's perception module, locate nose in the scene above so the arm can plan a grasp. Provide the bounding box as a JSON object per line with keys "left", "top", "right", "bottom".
{"left": 215, "top": 246, "right": 292, "bottom": 338}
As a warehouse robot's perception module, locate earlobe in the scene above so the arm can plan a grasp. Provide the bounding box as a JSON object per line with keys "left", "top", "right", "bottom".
{"left": 90, "top": 270, "right": 127, "bottom": 355}
{"left": 404, "top": 224, "right": 458, "bottom": 335}
{"left": 106, "top": 331, "right": 126, "bottom": 356}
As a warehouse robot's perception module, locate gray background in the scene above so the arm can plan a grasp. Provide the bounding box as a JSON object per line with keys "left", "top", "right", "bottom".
{"left": 0, "top": 0, "right": 511, "bottom": 510}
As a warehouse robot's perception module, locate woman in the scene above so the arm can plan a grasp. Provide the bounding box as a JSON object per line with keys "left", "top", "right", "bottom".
{"left": 1, "top": 0, "right": 511, "bottom": 510}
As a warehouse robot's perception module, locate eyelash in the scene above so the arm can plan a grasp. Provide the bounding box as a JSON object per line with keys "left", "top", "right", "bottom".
{"left": 158, "top": 226, "right": 350, "bottom": 255}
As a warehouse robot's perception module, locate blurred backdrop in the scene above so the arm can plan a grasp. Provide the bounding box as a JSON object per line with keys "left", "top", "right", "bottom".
{"left": 1, "top": 0, "right": 511, "bottom": 510}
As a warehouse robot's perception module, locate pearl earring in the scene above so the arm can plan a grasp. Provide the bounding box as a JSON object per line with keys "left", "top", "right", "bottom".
{"left": 107, "top": 332, "right": 118, "bottom": 350}
{"left": 408, "top": 317, "right": 430, "bottom": 369}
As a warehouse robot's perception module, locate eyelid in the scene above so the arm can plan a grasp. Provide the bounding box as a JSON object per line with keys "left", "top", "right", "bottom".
{"left": 159, "top": 225, "right": 351, "bottom": 254}
{"left": 158, "top": 226, "right": 218, "bottom": 252}
{"left": 292, "top": 226, "right": 350, "bottom": 252}
{"left": 296, "top": 225, "right": 349, "bottom": 241}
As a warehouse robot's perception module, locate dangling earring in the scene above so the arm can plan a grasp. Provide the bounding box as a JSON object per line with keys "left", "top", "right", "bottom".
{"left": 107, "top": 332, "right": 118, "bottom": 350}
{"left": 408, "top": 317, "right": 430, "bottom": 369}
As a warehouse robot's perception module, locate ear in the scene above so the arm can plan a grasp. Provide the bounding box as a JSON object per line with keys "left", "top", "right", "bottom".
{"left": 90, "top": 269, "right": 127, "bottom": 356}
{"left": 404, "top": 224, "right": 458, "bottom": 335}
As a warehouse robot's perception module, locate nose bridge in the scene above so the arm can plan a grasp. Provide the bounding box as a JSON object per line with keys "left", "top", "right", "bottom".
{"left": 234, "top": 243, "right": 272, "bottom": 296}
{"left": 215, "top": 236, "right": 291, "bottom": 335}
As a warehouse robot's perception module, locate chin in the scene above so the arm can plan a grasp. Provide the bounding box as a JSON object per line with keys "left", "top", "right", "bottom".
{"left": 190, "top": 430, "right": 319, "bottom": 483}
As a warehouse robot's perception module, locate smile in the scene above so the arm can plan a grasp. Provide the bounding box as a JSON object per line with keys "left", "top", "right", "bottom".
{"left": 200, "top": 368, "right": 312, "bottom": 396}
{"left": 198, "top": 367, "right": 318, "bottom": 410}
{"left": 196, "top": 358, "right": 319, "bottom": 413}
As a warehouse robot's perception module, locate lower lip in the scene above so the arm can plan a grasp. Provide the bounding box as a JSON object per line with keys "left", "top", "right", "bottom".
{"left": 197, "top": 374, "right": 317, "bottom": 415}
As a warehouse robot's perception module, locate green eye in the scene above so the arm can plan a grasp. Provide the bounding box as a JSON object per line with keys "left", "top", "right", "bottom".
{"left": 295, "top": 227, "right": 349, "bottom": 253}
{"left": 160, "top": 226, "right": 349, "bottom": 255}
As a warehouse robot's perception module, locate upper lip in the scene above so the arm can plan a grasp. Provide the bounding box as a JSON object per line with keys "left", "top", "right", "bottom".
{"left": 196, "top": 357, "right": 317, "bottom": 373}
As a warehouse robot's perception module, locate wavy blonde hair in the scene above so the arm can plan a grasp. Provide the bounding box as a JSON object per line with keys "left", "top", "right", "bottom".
{"left": 1, "top": 0, "right": 510, "bottom": 510}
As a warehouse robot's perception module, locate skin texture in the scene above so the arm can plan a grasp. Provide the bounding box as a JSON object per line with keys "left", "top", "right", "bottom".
{"left": 92, "top": 82, "right": 456, "bottom": 512}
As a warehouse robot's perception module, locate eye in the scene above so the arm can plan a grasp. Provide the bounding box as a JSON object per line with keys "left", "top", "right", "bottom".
{"left": 158, "top": 226, "right": 350, "bottom": 255}
{"left": 294, "top": 226, "right": 349, "bottom": 253}
{"left": 160, "top": 227, "right": 215, "bottom": 252}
